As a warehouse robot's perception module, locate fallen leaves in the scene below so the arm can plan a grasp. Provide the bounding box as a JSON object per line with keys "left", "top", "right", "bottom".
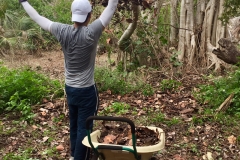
{"left": 103, "top": 134, "right": 117, "bottom": 144}
{"left": 56, "top": 144, "right": 64, "bottom": 151}
{"left": 228, "top": 135, "right": 237, "bottom": 144}
{"left": 42, "top": 136, "right": 49, "bottom": 143}
{"left": 202, "top": 152, "right": 214, "bottom": 160}
{"left": 98, "top": 123, "right": 160, "bottom": 146}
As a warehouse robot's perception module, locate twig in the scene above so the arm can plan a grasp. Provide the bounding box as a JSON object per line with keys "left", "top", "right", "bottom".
{"left": 216, "top": 94, "right": 234, "bottom": 113}
{"left": 149, "top": 23, "right": 192, "bottom": 31}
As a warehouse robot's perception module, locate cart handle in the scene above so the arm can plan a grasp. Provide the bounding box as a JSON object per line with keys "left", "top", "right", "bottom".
{"left": 85, "top": 116, "right": 140, "bottom": 160}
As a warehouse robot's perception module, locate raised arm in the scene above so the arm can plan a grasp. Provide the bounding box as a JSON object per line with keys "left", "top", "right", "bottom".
{"left": 99, "top": 0, "right": 119, "bottom": 28}
{"left": 20, "top": 1, "right": 53, "bottom": 32}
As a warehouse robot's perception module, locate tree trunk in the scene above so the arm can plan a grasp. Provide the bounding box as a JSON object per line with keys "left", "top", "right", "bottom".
{"left": 118, "top": 3, "right": 140, "bottom": 50}
{"left": 170, "top": 0, "right": 178, "bottom": 45}
{"left": 178, "top": 0, "right": 186, "bottom": 61}
{"left": 117, "top": 2, "right": 140, "bottom": 68}
{"left": 196, "top": 0, "right": 206, "bottom": 26}
{"left": 185, "top": 0, "right": 195, "bottom": 65}
{"left": 213, "top": 38, "right": 240, "bottom": 65}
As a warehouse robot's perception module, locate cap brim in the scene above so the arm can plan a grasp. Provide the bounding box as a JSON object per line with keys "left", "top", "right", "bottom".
{"left": 72, "top": 13, "right": 88, "bottom": 23}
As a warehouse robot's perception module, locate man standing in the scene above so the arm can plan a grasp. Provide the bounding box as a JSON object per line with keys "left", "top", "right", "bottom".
{"left": 19, "top": 0, "right": 119, "bottom": 159}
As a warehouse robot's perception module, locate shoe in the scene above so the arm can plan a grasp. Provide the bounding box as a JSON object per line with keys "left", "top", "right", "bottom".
{"left": 69, "top": 157, "right": 74, "bottom": 160}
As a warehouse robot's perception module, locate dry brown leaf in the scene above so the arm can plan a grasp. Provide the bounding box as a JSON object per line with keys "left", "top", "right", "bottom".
{"left": 179, "top": 108, "right": 194, "bottom": 114}
{"left": 173, "top": 154, "right": 185, "bottom": 160}
{"left": 45, "top": 102, "right": 54, "bottom": 109}
{"left": 42, "top": 136, "right": 49, "bottom": 143}
{"left": 32, "top": 125, "right": 38, "bottom": 130}
{"left": 183, "top": 136, "right": 189, "bottom": 143}
{"left": 101, "top": 103, "right": 108, "bottom": 108}
{"left": 107, "top": 90, "right": 112, "bottom": 95}
{"left": 56, "top": 144, "right": 64, "bottom": 151}
{"left": 12, "top": 141, "right": 17, "bottom": 145}
{"left": 189, "top": 129, "right": 195, "bottom": 134}
{"left": 106, "top": 38, "right": 111, "bottom": 44}
{"left": 103, "top": 134, "right": 117, "bottom": 144}
{"left": 228, "top": 135, "right": 236, "bottom": 144}
{"left": 134, "top": 100, "right": 142, "bottom": 104}
{"left": 42, "top": 98, "right": 49, "bottom": 103}
{"left": 202, "top": 152, "right": 214, "bottom": 160}
{"left": 41, "top": 112, "right": 47, "bottom": 116}
{"left": 128, "top": 139, "right": 133, "bottom": 146}
{"left": 137, "top": 110, "right": 146, "bottom": 116}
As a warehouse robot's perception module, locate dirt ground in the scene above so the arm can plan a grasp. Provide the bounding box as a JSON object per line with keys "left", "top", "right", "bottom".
{"left": 1, "top": 51, "right": 240, "bottom": 160}
{"left": 1, "top": 50, "right": 117, "bottom": 80}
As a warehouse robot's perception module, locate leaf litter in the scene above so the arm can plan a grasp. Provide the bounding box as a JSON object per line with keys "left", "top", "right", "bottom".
{"left": 1, "top": 54, "right": 240, "bottom": 159}
{"left": 97, "top": 123, "right": 160, "bottom": 146}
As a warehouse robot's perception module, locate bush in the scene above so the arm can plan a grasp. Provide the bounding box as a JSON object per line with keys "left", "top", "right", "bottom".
{"left": 195, "top": 68, "right": 240, "bottom": 116}
{"left": 94, "top": 68, "right": 133, "bottom": 95}
{"left": 95, "top": 67, "right": 149, "bottom": 95}
{"left": 1, "top": 0, "right": 72, "bottom": 53}
{"left": 0, "top": 65, "right": 63, "bottom": 120}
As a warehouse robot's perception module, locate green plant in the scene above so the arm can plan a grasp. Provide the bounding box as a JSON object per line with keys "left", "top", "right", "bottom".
{"left": 141, "top": 84, "right": 154, "bottom": 96}
{"left": 165, "top": 117, "right": 180, "bottom": 126}
{"left": 3, "top": 148, "right": 39, "bottom": 160}
{"left": 192, "top": 116, "right": 203, "bottom": 125}
{"left": 190, "top": 144, "right": 198, "bottom": 153}
{"left": 195, "top": 68, "right": 240, "bottom": 116}
{"left": 170, "top": 51, "right": 183, "bottom": 67}
{"left": 160, "top": 79, "right": 181, "bottom": 92}
{"left": 152, "top": 112, "right": 165, "bottom": 123}
{"left": 42, "top": 147, "right": 57, "bottom": 157}
{"left": 0, "top": 65, "right": 63, "bottom": 121}
{"left": 95, "top": 67, "right": 146, "bottom": 95}
{"left": 101, "top": 102, "right": 130, "bottom": 115}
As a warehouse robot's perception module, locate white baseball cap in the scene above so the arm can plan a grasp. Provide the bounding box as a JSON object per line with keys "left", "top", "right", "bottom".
{"left": 71, "top": 0, "right": 92, "bottom": 23}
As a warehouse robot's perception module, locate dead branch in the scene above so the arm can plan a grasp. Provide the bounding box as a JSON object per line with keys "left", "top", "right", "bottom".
{"left": 212, "top": 38, "right": 240, "bottom": 65}
{"left": 216, "top": 93, "right": 234, "bottom": 113}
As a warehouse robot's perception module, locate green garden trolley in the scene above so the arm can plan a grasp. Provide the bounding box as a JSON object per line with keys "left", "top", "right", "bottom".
{"left": 83, "top": 116, "right": 165, "bottom": 160}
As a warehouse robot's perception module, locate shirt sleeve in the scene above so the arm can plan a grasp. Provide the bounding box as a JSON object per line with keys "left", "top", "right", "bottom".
{"left": 21, "top": 2, "right": 53, "bottom": 32}
{"left": 99, "top": 0, "right": 119, "bottom": 27}
{"left": 50, "top": 22, "right": 66, "bottom": 42}
{"left": 88, "top": 19, "right": 104, "bottom": 40}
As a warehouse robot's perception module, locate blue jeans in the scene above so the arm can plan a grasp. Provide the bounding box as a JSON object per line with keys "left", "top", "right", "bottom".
{"left": 65, "top": 84, "right": 99, "bottom": 160}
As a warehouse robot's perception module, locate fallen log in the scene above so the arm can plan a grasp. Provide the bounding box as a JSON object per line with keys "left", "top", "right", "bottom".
{"left": 212, "top": 38, "right": 240, "bottom": 65}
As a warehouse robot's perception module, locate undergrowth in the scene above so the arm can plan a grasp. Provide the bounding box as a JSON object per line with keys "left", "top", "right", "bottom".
{"left": 0, "top": 64, "right": 63, "bottom": 121}
{"left": 195, "top": 68, "right": 240, "bottom": 116}
{"left": 95, "top": 67, "right": 154, "bottom": 96}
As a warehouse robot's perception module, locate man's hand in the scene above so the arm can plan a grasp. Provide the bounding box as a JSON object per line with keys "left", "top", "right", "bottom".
{"left": 19, "top": 0, "right": 27, "bottom": 3}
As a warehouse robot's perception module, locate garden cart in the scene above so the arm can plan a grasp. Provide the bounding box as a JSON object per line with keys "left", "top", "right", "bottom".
{"left": 83, "top": 116, "right": 165, "bottom": 160}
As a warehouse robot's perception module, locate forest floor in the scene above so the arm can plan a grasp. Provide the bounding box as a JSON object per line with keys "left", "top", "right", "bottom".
{"left": 0, "top": 51, "right": 240, "bottom": 160}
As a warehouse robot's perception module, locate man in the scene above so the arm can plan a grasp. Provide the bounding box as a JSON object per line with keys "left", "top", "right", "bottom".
{"left": 19, "top": 0, "right": 119, "bottom": 159}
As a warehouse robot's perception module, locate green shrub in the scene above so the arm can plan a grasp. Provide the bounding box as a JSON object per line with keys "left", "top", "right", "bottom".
{"left": 160, "top": 79, "right": 181, "bottom": 92}
{"left": 142, "top": 84, "right": 154, "bottom": 96}
{"left": 100, "top": 102, "right": 130, "bottom": 115}
{"left": 1, "top": 0, "right": 72, "bottom": 53}
{"left": 195, "top": 68, "right": 240, "bottom": 116}
{"left": 0, "top": 65, "right": 63, "bottom": 120}
{"left": 95, "top": 68, "right": 137, "bottom": 95}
